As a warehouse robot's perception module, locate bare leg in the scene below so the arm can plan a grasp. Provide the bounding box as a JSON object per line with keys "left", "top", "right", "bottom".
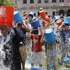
{"left": 53, "top": 65, "right": 57, "bottom": 70}
{"left": 47, "top": 65, "right": 50, "bottom": 70}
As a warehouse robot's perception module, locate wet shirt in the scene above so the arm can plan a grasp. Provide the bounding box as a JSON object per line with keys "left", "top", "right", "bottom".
{"left": 61, "top": 29, "right": 70, "bottom": 45}
{"left": 46, "top": 42, "right": 57, "bottom": 57}
{"left": 31, "top": 34, "right": 42, "bottom": 52}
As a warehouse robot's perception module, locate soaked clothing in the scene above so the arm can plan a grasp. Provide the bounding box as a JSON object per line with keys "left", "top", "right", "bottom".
{"left": 46, "top": 41, "right": 57, "bottom": 57}
{"left": 11, "top": 27, "right": 27, "bottom": 70}
{"left": 61, "top": 29, "right": 70, "bottom": 44}
{"left": 61, "top": 29, "right": 70, "bottom": 57}
{"left": 0, "top": 29, "right": 15, "bottom": 70}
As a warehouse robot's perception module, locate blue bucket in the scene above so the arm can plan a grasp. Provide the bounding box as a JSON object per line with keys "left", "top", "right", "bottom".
{"left": 54, "top": 16, "right": 60, "bottom": 21}
{"left": 64, "top": 17, "right": 70, "bottom": 25}
{"left": 31, "top": 68, "right": 40, "bottom": 70}
{"left": 30, "top": 12, "right": 34, "bottom": 16}
{"left": 49, "top": 61, "right": 54, "bottom": 68}
{"left": 14, "top": 11, "right": 23, "bottom": 23}
{"left": 31, "top": 20, "right": 41, "bottom": 29}
{"left": 44, "top": 29, "right": 56, "bottom": 43}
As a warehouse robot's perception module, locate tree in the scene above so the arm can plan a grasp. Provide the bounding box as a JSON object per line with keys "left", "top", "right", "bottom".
{"left": 0, "top": 0, "right": 14, "bottom": 6}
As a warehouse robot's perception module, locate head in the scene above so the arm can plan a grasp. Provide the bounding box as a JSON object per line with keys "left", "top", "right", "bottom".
{"left": 32, "top": 29, "right": 38, "bottom": 36}
{"left": 17, "top": 23, "right": 22, "bottom": 29}
{"left": 0, "top": 25, "right": 9, "bottom": 36}
{"left": 28, "top": 14, "right": 33, "bottom": 21}
{"left": 64, "top": 24, "right": 69, "bottom": 31}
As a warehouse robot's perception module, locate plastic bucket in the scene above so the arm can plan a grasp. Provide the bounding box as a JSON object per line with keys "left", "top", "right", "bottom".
{"left": 14, "top": 11, "right": 23, "bottom": 23}
{"left": 31, "top": 68, "right": 40, "bottom": 70}
{"left": 44, "top": 29, "right": 56, "bottom": 43}
{"left": 29, "top": 12, "right": 34, "bottom": 16}
{"left": 31, "top": 20, "right": 41, "bottom": 29}
{"left": 0, "top": 6, "right": 14, "bottom": 27}
{"left": 44, "top": 16, "right": 50, "bottom": 22}
{"left": 54, "top": 16, "right": 60, "bottom": 21}
{"left": 39, "top": 10, "right": 46, "bottom": 18}
{"left": 64, "top": 17, "right": 70, "bottom": 25}
{"left": 56, "top": 19, "right": 63, "bottom": 26}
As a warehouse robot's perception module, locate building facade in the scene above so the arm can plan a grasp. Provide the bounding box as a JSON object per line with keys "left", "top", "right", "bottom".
{"left": 14, "top": 0, "right": 70, "bottom": 16}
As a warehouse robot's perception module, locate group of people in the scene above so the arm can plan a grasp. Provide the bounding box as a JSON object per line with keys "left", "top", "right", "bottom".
{"left": 0, "top": 8, "right": 70, "bottom": 70}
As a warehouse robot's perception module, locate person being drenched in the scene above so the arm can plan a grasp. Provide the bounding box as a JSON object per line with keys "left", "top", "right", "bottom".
{"left": 11, "top": 21, "right": 30, "bottom": 70}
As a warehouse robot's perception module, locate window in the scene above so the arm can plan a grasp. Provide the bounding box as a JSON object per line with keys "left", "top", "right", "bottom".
{"left": 52, "top": 0, "right": 56, "bottom": 2}
{"left": 38, "top": 0, "right": 41, "bottom": 3}
{"left": 44, "top": 0, "right": 48, "bottom": 3}
{"left": 30, "top": 0, "right": 34, "bottom": 3}
{"left": 23, "top": 0, "right": 27, "bottom": 4}
{"left": 60, "top": 0, "right": 64, "bottom": 2}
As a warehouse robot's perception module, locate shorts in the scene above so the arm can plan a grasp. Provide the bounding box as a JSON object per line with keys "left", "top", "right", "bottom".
{"left": 31, "top": 52, "right": 42, "bottom": 65}
{"left": 47, "top": 55, "right": 57, "bottom": 66}
{"left": 19, "top": 45, "right": 27, "bottom": 62}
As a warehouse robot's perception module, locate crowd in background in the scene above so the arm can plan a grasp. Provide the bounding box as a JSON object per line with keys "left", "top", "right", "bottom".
{"left": 0, "top": 7, "right": 70, "bottom": 70}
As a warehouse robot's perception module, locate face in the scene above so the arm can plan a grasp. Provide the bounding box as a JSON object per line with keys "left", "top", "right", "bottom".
{"left": 28, "top": 16, "right": 32, "bottom": 21}
{"left": 65, "top": 26, "right": 69, "bottom": 31}
{"left": 18, "top": 25, "right": 22, "bottom": 29}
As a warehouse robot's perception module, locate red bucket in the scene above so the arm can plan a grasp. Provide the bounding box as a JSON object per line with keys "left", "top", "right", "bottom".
{"left": 39, "top": 10, "right": 46, "bottom": 18}
{"left": 0, "top": 6, "right": 14, "bottom": 27}
{"left": 56, "top": 19, "right": 63, "bottom": 26}
{"left": 44, "top": 16, "right": 50, "bottom": 22}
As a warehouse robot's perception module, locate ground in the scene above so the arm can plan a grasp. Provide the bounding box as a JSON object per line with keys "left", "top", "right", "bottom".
{"left": 25, "top": 46, "right": 70, "bottom": 70}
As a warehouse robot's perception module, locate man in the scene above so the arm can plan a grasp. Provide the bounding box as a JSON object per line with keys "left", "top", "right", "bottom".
{"left": 11, "top": 21, "right": 30, "bottom": 70}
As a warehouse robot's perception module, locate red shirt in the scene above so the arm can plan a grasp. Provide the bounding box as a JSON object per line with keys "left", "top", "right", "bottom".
{"left": 31, "top": 34, "right": 42, "bottom": 52}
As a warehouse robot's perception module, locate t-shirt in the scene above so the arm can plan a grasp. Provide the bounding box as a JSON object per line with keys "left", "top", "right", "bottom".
{"left": 31, "top": 34, "right": 42, "bottom": 52}
{"left": 61, "top": 29, "right": 70, "bottom": 45}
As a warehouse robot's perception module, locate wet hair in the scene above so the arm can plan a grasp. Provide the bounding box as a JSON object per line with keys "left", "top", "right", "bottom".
{"left": 32, "top": 29, "right": 38, "bottom": 34}
{"left": 17, "top": 23, "right": 22, "bottom": 27}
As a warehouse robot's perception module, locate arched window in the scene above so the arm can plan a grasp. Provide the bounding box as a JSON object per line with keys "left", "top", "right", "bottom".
{"left": 67, "top": 10, "right": 70, "bottom": 16}
{"left": 59, "top": 10, "right": 64, "bottom": 16}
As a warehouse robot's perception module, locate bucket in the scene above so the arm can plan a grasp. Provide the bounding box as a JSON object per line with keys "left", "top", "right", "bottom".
{"left": 31, "top": 20, "right": 41, "bottom": 29}
{"left": 44, "top": 16, "right": 50, "bottom": 22}
{"left": 64, "top": 17, "right": 70, "bottom": 25}
{"left": 54, "top": 16, "right": 60, "bottom": 21}
{"left": 44, "top": 29, "right": 56, "bottom": 43}
{"left": 29, "top": 12, "right": 34, "bottom": 16}
{"left": 39, "top": 10, "right": 46, "bottom": 18}
{"left": 56, "top": 19, "right": 63, "bottom": 26}
{"left": 31, "top": 68, "right": 40, "bottom": 70}
{"left": 49, "top": 61, "right": 54, "bottom": 68}
{"left": 23, "top": 12, "right": 28, "bottom": 18}
{"left": 0, "top": 6, "right": 14, "bottom": 27}
{"left": 14, "top": 11, "right": 23, "bottom": 23}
